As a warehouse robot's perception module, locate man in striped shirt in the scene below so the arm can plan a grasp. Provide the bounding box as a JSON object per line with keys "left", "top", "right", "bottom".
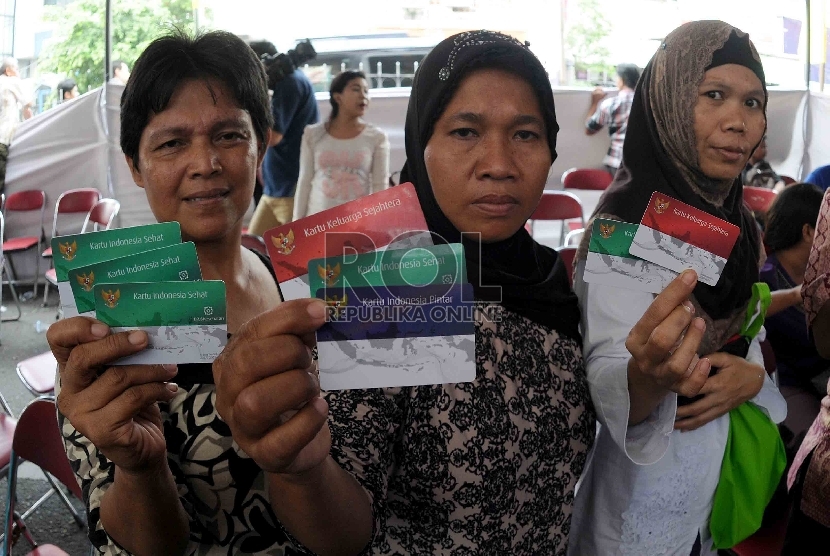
{"left": 585, "top": 63, "right": 640, "bottom": 176}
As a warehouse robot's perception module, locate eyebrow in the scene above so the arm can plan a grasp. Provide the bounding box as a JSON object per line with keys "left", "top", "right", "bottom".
{"left": 446, "top": 111, "right": 545, "bottom": 127}
{"left": 700, "top": 79, "right": 765, "bottom": 98}
{"left": 146, "top": 117, "right": 249, "bottom": 143}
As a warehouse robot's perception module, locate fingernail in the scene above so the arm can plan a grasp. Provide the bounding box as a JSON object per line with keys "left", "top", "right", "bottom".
{"left": 694, "top": 317, "right": 705, "bottom": 330}
{"left": 683, "top": 301, "right": 695, "bottom": 313}
{"left": 90, "top": 323, "right": 109, "bottom": 338}
{"left": 681, "top": 269, "right": 697, "bottom": 286}
{"left": 700, "top": 358, "right": 711, "bottom": 373}
{"left": 307, "top": 300, "right": 327, "bottom": 320}
{"left": 128, "top": 331, "right": 146, "bottom": 345}
{"left": 166, "top": 382, "right": 178, "bottom": 393}
{"left": 310, "top": 395, "right": 328, "bottom": 416}
{"left": 162, "top": 364, "right": 178, "bottom": 375}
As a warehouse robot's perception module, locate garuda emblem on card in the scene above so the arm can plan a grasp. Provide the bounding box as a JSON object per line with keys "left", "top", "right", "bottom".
{"left": 101, "top": 289, "right": 120, "bottom": 309}
{"left": 59, "top": 240, "right": 78, "bottom": 261}
{"left": 653, "top": 197, "right": 670, "bottom": 215}
{"left": 325, "top": 294, "right": 347, "bottom": 319}
{"left": 317, "top": 263, "right": 341, "bottom": 287}
{"left": 76, "top": 271, "right": 95, "bottom": 292}
{"left": 272, "top": 230, "right": 296, "bottom": 255}
{"left": 599, "top": 223, "right": 616, "bottom": 239}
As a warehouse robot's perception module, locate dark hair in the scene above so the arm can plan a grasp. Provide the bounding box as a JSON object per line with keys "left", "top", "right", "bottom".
{"left": 120, "top": 30, "right": 272, "bottom": 167}
{"left": 248, "top": 40, "right": 277, "bottom": 60}
{"left": 764, "top": 182, "right": 824, "bottom": 252}
{"left": 112, "top": 60, "right": 126, "bottom": 75}
{"left": 328, "top": 71, "right": 366, "bottom": 120}
{"left": 57, "top": 78, "right": 76, "bottom": 98}
{"left": 616, "top": 63, "right": 640, "bottom": 89}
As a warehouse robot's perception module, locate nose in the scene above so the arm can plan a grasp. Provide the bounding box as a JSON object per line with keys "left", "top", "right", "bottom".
{"left": 188, "top": 140, "right": 222, "bottom": 178}
{"left": 722, "top": 101, "right": 747, "bottom": 134}
{"left": 475, "top": 134, "right": 518, "bottom": 181}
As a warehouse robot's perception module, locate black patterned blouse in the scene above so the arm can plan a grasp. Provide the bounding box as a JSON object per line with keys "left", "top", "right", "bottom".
{"left": 58, "top": 304, "right": 594, "bottom": 555}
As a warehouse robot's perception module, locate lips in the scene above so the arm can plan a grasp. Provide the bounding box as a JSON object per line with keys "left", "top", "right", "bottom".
{"left": 472, "top": 194, "right": 520, "bottom": 216}
{"left": 183, "top": 188, "right": 230, "bottom": 202}
{"left": 712, "top": 145, "right": 746, "bottom": 163}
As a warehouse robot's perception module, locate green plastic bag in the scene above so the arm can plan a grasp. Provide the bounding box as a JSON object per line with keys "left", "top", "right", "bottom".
{"left": 709, "top": 401, "right": 786, "bottom": 549}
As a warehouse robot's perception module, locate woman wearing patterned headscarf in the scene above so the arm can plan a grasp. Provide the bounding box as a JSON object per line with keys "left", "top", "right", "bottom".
{"left": 567, "top": 21, "right": 786, "bottom": 556}
{"left": 212, "top": 30, "right": 595, "bottom": 555}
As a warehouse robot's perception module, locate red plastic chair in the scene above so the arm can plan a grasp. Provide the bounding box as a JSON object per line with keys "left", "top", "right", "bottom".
{"left": 0, "top": 212, "right": 22, "bottom": 335}
{"left": 2, "top": 398, "right": 84, "bottom": 556}
{"left": 2, "top": 190, "right": 46, "bottom": 298}
{"left": 562, "top": 168, "right": 614, "bottom": 191}
{"left": 743, "top": 186, "right": 777, "bottom": 214}
{"left": 43, "top": 198, "right": 119, "bottom": 311}
{"left": 42, "top": 189, "right": 101, "bottom": 259}
{"left": 242, "top": 232, "right": 268, "bottom": 257}
{"left": 557, "top": 246, "right": 577, "bottom": 286}
{"left": 528, "top": 191, "right": 585, "bottom": 247}
{"left": 16, "top": 352, "right": 57, "bottom": 397}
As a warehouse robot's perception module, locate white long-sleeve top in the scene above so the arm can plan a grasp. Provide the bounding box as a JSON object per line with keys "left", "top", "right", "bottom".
{"left": 567, "top": 260, "right": 787, "bottom": 556}
{"left": 292, "top": 121, "right": 390, "bottom": 220}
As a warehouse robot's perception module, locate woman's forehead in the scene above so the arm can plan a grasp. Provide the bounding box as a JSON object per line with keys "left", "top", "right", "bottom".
{"left": 443, "top": 68, "right": 540, "bottom": 109}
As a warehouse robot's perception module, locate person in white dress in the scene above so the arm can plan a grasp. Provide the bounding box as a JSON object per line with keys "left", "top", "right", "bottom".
{"left": 292, "top": 70, "right": 390, "bottom": 220}
{"left": 568, "top": 20, "right": 787, "bottom": 556}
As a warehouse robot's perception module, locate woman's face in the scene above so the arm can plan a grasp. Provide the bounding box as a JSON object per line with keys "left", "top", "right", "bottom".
{"left": 126, "top": 78, "right": 264, "bottom": 243}
{"left": 693, "top": 64, "right": 766, "bottom": 181}
{"left": 334, "top": 77, "right": 370, "bottom": 118}
{"left": 424, "top": 68, "right": 551, "bottom": 243}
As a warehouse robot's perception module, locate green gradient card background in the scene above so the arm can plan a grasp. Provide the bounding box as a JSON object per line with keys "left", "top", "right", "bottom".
{"left": 52, "top": 222, "right": 181, "bottom": 282}
{"left": 94, "top": 280, "right": 226, "bottom": 326}
{"left": 69, "top": 242, "right": 201, "bottom": 314}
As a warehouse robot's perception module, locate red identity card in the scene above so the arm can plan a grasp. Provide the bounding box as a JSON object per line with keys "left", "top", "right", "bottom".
{"left": 628, "top": 192, "right": 740, "bottom": 287}
{"left": 264, "top": 183, "right": 433, "bottom": 300}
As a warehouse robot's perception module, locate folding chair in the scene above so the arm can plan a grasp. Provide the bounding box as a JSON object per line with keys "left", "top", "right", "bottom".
{"left": 742, "top": 186, "right": 777, "bottom": 214}
{"left": 2, "top": 190, "right": 47, "bottom": 298}
{"left": 0, "top": 212, "right": 22, "bottom": 338}
{"left": 241, "top": 233, "right": 268, "bottom": 257}
{"left": 40, "top": 189, "right": 101, "bottom": 306}
{"left": 561, "top": 168, "right": 614, "bottom": 191}
{"left": 556, "top": 246, "right": 577, "bottom": 286}
{"left": 527, "top": 191, "right": 585, "bottom": 247}
{"left": 43, "top": 198, "right": 120, "bottom": 314}
{"left": 16, "top": 352, "right": 57, "bottom": 397}
{"left": 2, "top": 398, "right": 85, "bottom": 556}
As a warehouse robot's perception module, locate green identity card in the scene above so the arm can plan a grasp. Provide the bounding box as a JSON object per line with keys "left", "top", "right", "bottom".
{"left": 94, "top": 280, "right": 227, "bottom": 365}
{"left": 69, "top": 242, "right": 201, "bottom": 315}
{"left": 51, "top": 222, "right": 181, "bottom": 317}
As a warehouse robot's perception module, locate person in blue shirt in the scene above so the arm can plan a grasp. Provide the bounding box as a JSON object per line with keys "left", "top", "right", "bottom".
{"left": 805, "top": 164, "right": 830, "bottom": 191}
{"left": 248, "top": 41, "right": 320, "bottom": 236}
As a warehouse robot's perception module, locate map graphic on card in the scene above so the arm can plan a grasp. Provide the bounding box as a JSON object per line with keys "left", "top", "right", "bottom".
{"left": 68, "top": 242, "right": 202, "bottom": 315}
{"left": 583, "top": 218, "right": 677, "bottom": 293}
{"left": 94, "top": 281, "right": 226, "bottom": 365}
{"left": 629, "top": 192, "right": 740, "bottom": 286}
{"left": 264, "top": 183, "right": 433, "bottom": 301}
{"left": 308, "top": 243, "right": 466, "bottom": 297}
{"left": 314, "top": 283, "right": 476, "bottom": 390}
{"left": 52, "top": 222, "right": 182, "bottom": 318}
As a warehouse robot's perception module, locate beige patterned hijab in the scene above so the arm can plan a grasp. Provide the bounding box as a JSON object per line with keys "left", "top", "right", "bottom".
{"left": 577, "top": 21, "right": 767, "bottom": 354}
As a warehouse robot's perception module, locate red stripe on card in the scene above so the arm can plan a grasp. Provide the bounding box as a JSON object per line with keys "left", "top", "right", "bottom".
{"left": 263, "top": 183, "right": 430, "bottom": 282}
{"left": 639, "top": 192, "right": 739, "bottom": 260}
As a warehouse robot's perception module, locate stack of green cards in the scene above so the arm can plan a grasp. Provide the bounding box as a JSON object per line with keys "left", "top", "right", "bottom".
{"left": 51, "top": 221, "right": 228, "bottom": 365}
{"left": 308, "top": 244, "right": 476, "bottom": 391}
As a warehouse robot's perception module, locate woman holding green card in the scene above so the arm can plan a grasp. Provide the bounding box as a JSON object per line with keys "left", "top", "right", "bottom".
{"left": 568, "top": 21, "right": 786, "bottom": 556}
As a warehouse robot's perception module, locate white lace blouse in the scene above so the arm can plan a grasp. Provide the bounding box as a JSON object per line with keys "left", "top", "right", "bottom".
{"left": 567, "top": 260, "right": 787, "bottom": 556}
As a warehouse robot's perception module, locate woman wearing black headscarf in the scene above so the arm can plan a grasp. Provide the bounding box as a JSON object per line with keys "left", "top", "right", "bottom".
{"left": 213, "top": 30, "right": 595, "bottom": 555}
{"left": 567, "top": 21, "right": 786, "bottom": 556}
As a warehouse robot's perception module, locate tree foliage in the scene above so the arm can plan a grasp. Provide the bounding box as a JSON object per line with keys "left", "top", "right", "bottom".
{"left": 565, "top": 0, "right": 614, "bottom": 79}
{"left": 38, "top": 0, "right": 207, "bottom": 92}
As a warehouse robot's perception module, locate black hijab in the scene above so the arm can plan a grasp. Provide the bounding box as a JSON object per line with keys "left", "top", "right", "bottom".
{"left": 589, "top": 21, "right": 765, "bottom": 322}
{"left": 400, "top": 30, "right": 581, "bottom": 340}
